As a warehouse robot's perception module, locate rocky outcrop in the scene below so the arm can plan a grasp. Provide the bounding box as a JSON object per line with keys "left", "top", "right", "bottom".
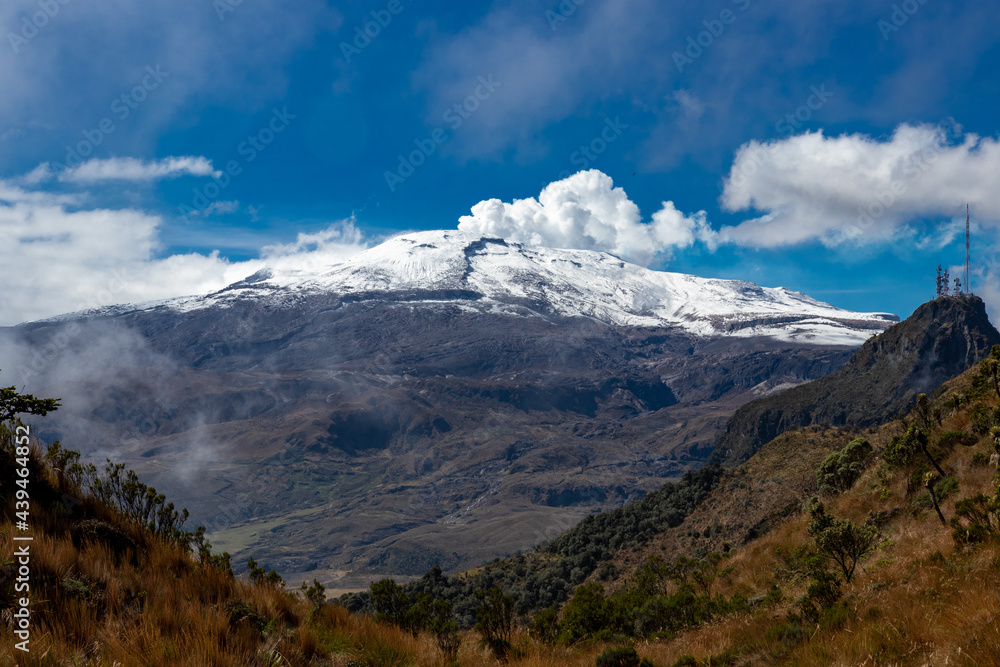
{"left": 712, "top": 296, "right": 1000, "bottom": 467}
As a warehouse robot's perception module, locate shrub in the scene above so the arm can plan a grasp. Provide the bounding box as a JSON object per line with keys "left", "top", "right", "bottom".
{"left": 595, "top": 646, "right": 653, "bottom": 667}
{"left": 427, "top": 597, "right": 460, "bottom": 664}
{"left": 885, "top": 425, "right": 946, "bottom": 477}
{"left": 884, "top": 426, "right": 920, "bottom": 468}
{"left": 979, "top": 355, "right": 1000, "bottom": 400}
{"left": 560, "top": 583, "right": 609, "bottom": 644}
{"left": 933, "top": 475, "right": 959, "bottom": 501}
{"left": 225, "top": 601, "right": 272, "bottom": 638}
{"left": 475, "top": 587, "right": 515, "bottom": 660}
{"left": 301, "top": 578, "right": 326, "bottom": 609}
{"left": 817, "top": 437, "right": 873, "bottom": 493}
{"left": 951, "top": 484, "right": 1000, "bottom": 545}
{"left": 530, "top": 606, "right": 560, "bottom": 644}
{"left": 933, "top": 430, "right": 977, "bottom": 451}
{"left": 370, "top": 579, "right": 412, "bottom": 629}
{"left": 246, "top": 557, "right": 284, "bottom": 588}
{"left": 807, "top": 499, "right": 881, "bottom": 583}
{"left": 969, "top": 404, "right": 1000, "bottom": 435}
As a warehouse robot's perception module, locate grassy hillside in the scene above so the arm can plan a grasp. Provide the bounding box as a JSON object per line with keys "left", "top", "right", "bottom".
{"left": 338, "top": 346, "right": 1000, "bottom": 665}
{"left": 5, "top": 323, "right": 1000, "bottom": 665}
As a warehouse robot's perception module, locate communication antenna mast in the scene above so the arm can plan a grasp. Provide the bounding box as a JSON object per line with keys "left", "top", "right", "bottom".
{"left": 965, "top": 204, "right": 971, "bottom": 294}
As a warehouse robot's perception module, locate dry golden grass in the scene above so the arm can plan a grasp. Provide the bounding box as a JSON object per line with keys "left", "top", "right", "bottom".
{"left": 4, "top": 365, "right": 1000, "bottom": 665}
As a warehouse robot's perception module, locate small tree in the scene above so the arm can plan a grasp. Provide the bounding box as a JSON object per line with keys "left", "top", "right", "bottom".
{"left": 475, "top": 587, "right": 515, "bottom": 661}
{"left": 0, "top": 374, "right": 60, "bottom": 423}
{"left": 427, "top": 597, "right": 460, "bottom": 664}
{"left": 300, "top": 578, "right": 326, "bottom": 609}
{"left": 807, "top": 499, "right": 881, "bottom": 583}
{"left": 559, "top": 583, "right": 609, "bottom": 644}
{"left": 246, "top": 557, "right": 283, "bottom": 587}
{"left": 370, "top": 578, "right": 411, "bottom": 628}
{"left": 884, "top": 424, "right": 946, "bottom": 477}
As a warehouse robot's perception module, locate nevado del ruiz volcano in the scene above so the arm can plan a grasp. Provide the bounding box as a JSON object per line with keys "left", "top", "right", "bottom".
{"left": 4, "top": 230, "right": 897, "bottom": 587}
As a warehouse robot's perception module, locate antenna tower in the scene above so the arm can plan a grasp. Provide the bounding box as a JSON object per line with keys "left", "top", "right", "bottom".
{"left": 966, "top": 204, "right": 971, "bottom": 294}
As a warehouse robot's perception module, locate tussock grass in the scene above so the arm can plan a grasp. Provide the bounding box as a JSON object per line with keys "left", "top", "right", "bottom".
{"left": 4, "top": 363, "right": 1000, "bottom": 665}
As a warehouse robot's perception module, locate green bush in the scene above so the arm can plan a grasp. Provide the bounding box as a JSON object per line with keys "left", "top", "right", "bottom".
{"left": 300, "top": 578, "right": 326, "bottom": 609}
{"left": 370, "top": 579, "right": 413, "bottom": 630}
{"left": 933, "top": 430, "right": 977, "bottom": 451}
{"left": 817, "top": 437, "right": 873, "bottom": 494}
{"left": 560, "top": 583, "right": 610, "bottom": 644}
{"left": 970, "top": 404, "right": 1000, "bottom": 436}
{"left": 475, "top": 587, "right": 515, "bottom": 660}
{"left": 595, "top": 646, "right": 653, "bottom": 667}
{"left": 807, "top": 499, "right": 880, "bottom": 583}
{"left": 529, "top": 606, "right": 559, "bottom": 644}
{"left": 933, "top": 476, "right": 959, "bottom": 501}
{"left": 951, "top": 484, "right": 1000, "bottom": 545}
{"left": 884, "top": 425, "right": 921, "bottom": 468}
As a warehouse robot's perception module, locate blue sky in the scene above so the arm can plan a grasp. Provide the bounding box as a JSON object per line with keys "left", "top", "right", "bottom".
{"left": 2, "top": 0, "right": 1000, "bottom": 325}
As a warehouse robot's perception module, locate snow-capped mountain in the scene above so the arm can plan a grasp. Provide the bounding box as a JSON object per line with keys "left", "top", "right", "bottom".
{"left": 8, "top": 230, "right": 903, "bottom": 579}
{"left": 154, "top": 230, "right": 896, "bottom": 345}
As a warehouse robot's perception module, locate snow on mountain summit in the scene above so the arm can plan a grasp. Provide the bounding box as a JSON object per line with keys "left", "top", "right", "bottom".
{"left": 159, "top": 230, "right": 898, "bottom": 345}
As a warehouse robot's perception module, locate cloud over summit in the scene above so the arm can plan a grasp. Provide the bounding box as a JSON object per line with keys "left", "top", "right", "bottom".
{"left": 458, "top": 169, "right": 713, "bottom": 265}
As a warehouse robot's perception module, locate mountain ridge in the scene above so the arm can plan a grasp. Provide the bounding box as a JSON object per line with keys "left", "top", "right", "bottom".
{"left": 712, "top": 295, "right": 1000, "bottom": 467}
{"left": 41, "top": 230, "right": 897, "bottom": 346}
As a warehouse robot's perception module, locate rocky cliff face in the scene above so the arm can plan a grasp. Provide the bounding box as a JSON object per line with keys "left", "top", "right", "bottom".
{"left": 712, "top": 296, "right": 1000, "bottom": 467}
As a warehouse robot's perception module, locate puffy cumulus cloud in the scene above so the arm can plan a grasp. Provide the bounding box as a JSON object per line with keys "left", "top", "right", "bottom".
{"left": 718, "top": 123, "right": 1000, "bottom": 248}
{"left": 0, "top": 180, "right": 369, "bottom": 325}
{"left": 458, "top": 169, "right": 713, "bottom": 265}
{"left": 59, "top": 156, "right": 222, "bottom": 183}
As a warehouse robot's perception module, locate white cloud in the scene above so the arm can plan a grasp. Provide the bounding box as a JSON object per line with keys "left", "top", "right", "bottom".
{"left": 194, "top": 200, "right": 240, "bottom": 217}
{"left": 458, "top": 169, "right": 713, "bottom": 265}
{"left": 718, "top": 123, "right": 1000, "bottom": 247}
{"left": 0, "top": 181, "right": 369, "bottom": 325}
{"left": 671, "top": 90, "right": 705, "bottom": 122}
{"left": 60, "top": 156, "right": 221, "bottom": 183}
